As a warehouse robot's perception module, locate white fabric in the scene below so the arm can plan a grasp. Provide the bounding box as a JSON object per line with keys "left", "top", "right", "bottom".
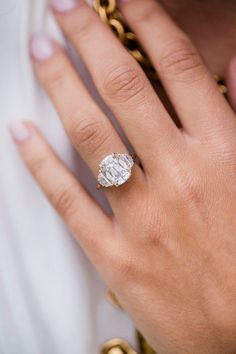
{"left": 0, "top": 0, "right": 136, "bottom": 353}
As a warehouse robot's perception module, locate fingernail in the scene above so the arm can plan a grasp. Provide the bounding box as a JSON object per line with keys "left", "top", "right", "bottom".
{"left": 51, "top": 0, "right": 79, "bottom": 12}
{"left": 30, "top": 34, "right": 54, "bottom": 61}
{"left": 9, "top": 121, "right": 31, "bottom": 144}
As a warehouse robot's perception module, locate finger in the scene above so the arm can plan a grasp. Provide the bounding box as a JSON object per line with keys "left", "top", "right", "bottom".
{"left": 119, "top": 0, "right": 236, "bottom": 140}
{"left": 30, "top": 35, "right": 144, "bottom": 214}
{"left": 9, "top": 120, "right": 113, "bottom": 262}
{"left": 51, "top": 0, "right": 182, "bottom": 170}
{"left": 30, "top": 35, "right": 125, "bottom": 176}
{"left": 227, "top": 55, "right": 236, "bottom": 112}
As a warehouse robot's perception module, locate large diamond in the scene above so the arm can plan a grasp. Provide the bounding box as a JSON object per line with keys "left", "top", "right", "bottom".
{"left": 97, "top": 153, "right": 134, "bottom": 188}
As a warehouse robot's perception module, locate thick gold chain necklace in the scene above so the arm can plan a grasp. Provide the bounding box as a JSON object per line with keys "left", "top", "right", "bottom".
{"left": 93, "top": 0, "right": 227, "bottom": 95}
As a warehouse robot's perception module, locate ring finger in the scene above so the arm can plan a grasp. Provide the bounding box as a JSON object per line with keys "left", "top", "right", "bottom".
{"left": 30, "top": 37, "right": 144, "bottom": 213}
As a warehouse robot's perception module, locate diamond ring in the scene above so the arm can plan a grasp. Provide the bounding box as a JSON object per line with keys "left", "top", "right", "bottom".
{"left": 97, "top": 153, "right": 135, "bottom": 189}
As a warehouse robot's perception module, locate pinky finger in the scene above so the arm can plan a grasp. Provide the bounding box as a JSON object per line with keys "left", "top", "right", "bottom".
{"left": 9, "top": 120, "right": 113, "bottom": 262}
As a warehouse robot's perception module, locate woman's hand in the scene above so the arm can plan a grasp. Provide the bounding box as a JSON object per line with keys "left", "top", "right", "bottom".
{"left": 10, "top": 0, "right": 236, "bottom": 353}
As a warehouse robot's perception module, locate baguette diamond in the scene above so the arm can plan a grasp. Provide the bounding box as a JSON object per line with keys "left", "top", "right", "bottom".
{"left": 97, "top": 153, "right": 134, "bottom": 188}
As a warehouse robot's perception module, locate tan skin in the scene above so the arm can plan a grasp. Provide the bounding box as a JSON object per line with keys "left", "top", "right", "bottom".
{"left": 10, "top": 0, "right": 236, "bottom": 353}
{"left": 161, "top": 0, "right": 236, "bottom": 75}
{"left": 159, "top": 0, "right": 236, "bottom": 110}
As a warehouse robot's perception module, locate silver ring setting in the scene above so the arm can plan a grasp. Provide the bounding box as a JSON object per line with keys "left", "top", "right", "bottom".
{"left": 97, "top": 153, "right": 135, "bottom": 189}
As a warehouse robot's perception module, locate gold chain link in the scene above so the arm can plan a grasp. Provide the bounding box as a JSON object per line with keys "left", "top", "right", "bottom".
{"left": 93, "top": 0, "right": 227, "bottom": 93}
{"left": 93, "top": 0, "right": 158, "bottom": 81}
{"left": 106, "top": 290, "right": 157, "bottom": 354}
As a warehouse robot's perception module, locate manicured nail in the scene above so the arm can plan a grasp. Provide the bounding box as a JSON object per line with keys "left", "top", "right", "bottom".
{"left": 9, "top": 121, "right": 31, "bottom": 144}
{"left": 51, "top": 0, "right": 79, "bottom": 12}
{"left": 30, "top": 34, "right": 54, "bottom": 61}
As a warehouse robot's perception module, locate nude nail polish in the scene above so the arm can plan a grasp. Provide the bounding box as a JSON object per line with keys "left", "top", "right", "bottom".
{"left": 30, "top": 34, "right": 54, "bottom": 61}
{"left": 9, "top": 121, "right": 30, "bottom": 143}
{"left": 51, "top": 0, "right": 79, "bottom": 12}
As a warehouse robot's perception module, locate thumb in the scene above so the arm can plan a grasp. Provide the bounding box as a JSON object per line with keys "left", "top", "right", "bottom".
{"left": 226, "top": 55, "right": 236, "bottom": 112}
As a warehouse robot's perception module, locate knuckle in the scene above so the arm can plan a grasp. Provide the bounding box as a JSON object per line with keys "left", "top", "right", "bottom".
{"left": 141, "top": 201, "right": 166, "bottom": 247}
{"left": 105, "top": 243, "right": 139, "bottom": 281}
{"left": 29, "top": 154, "right": 48, "bottom": 177}
{"left": 66, "top": 9, "right": 94, "bottom": 41}
{"left": 69, "top": 118, "right": 110, "bottom": 156}
{"left": 145, "top": 214, "right": 165, "bottom": 247}
{"left": 40, "top": 61, "right": 67, "bottom": 90}
{"left": 50, "top": 183, "right": 78, "bottom": 216}
{"left": 158, "top": 37, "right": 203, "bottom": 81}
{"left": 132, "top": 3, "right": 158, "bottom": 26}
{"left": 178, "top": 173, "right": 205, "bottom": 206}
{"left": 112, "top": 253, "right": 138, "bottom": 279}
{"left": 102, "top": 65, "right": 146, "bottom": 102}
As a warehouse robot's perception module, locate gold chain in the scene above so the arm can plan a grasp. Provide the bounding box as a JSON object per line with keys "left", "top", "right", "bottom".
{"left": 93, "top": 0, "right": 158, "bottom": 81}
{"left": 93, "top": 0, "right": 227, "bottom": 94}
{"left": 106, "top": 289, "right": 157, "bottom": 354}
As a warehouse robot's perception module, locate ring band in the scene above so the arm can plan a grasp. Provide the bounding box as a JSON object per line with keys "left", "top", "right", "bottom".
{"left": 97, "top": 153, "right": 135, "bottom": 189}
